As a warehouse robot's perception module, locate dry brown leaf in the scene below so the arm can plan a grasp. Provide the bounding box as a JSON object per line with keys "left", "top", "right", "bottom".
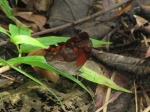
{"left": 95, "top": 85, "right": 107, "bottom": 107}
{"left": 131, "top": 15, "right": 150, "bottom": 35}
{"left": 134, "top": 15, "right": 148, "bottom": 27}
{"left": 114, "top": 1, "right": 131, "bottom": 17}
{"left": 109, "top": 73, "right": 128, "bottom": 102}
{"left": 14, "top": 11, "right": 46, "bottom": 30}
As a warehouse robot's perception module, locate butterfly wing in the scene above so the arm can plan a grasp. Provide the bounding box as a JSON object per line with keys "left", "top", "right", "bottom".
{"left": 66, "top": 32, "right": 92, "bottom": 67}
{"left": 45, "top": 32, "right": 92, "bottom": 74}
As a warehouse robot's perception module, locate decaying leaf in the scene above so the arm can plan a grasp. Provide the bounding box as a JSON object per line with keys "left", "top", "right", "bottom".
{"left": 14, "top": 11, "right": 47, "bottom": 30}
{"left": 114, "top": 1, "right": 132, "bottom": 18}
{"left": 132, "top": 15, "right": 150, "bottom": 35}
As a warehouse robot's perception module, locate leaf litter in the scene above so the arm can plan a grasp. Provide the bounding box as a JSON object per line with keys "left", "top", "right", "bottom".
{"left": 1, "top": 0, "right": 150, "bottom": 112}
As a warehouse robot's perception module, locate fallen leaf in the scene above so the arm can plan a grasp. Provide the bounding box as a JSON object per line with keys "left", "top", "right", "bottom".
{"left": 132, "top": 15, "right": 150, "bottom": 35}
{"left": 14, "top": 11, "right": 46, "bottom": 30}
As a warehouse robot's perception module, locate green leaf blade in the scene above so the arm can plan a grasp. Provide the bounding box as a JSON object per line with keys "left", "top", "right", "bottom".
{"left": 20, "top": 36, "right": 111, "bottom": 53}
{"left": 90, "top": 38, "right": 111, "bottom": 46}
{"left": 12, "top": 35, "right": 46, "bottom": 48}
{"left": 79, "top": 66, "right": 131, "bottom": 93}
{"left": 7, "top": 56, "right": 93, "bottom": 96}
{"left": 20, "top": 36, "right": 68, "bottom": 53}
{"left": 0, "top": 0, "right": 14, "bottom": 19}
{"left": 0, "top": 27, "right": 10, "bottom": 37}
{"left": 0, "top": 58, "right": 61, "bottom": 103}
{"left": 9, "top": 24, "right": 31, "bottom": 37}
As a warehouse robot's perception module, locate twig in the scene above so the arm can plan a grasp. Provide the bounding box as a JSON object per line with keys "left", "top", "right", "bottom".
{"left": 31, "top": 0, "right": 130, "bottom": 37}
{"left": 0, "top": 73, "right": 15, "bottom": 81}
{"left": 143, "top": 106, "right": 150, "bottom": 112}
{"left": 103, "top": 71, "right": 116, "bottom": 112}
{"left": 0, "top": 66, "right": 10, "bottom": 74}
{"left": 134, "top": 81, "right": 138, "bottom": 112}
{"left": 142, "top": 89, "right": 150, "bottom": 106}
{"left": 0, "top": 64, "right": 19, "bottom": 74}
{"left": 91, "top": 49, "right": 150, "bottom": 76}
{"left": 95, "top": 97, "right": 116, "bottom": 112}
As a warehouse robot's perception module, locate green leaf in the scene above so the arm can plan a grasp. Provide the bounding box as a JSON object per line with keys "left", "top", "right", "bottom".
{"left": 0, "top": 27, "right": 10, "bottom": 37}
{"left": 15, "top": 0, "right": 18, "bottom": 5}
{"left": 0, "top": 58, "right": 61, "bottom": 103}
{"left": 20, "top": 36, "right": 68, "bottom": 53}
{"left": 20, "top": 36, "right": 111, "bottom": 53}
{"left": 8, "top": 24, "right": 46, "bottom": 48}
{"left": 20, "top": 36, "right": 68, "bottom": 52}
{"left": 7, "top": 56, "right": 93, "bottom": 96}
{"left": 79, "top": 66, "right": 131, "bottom": 93}
{"left": 0, "top": 0, "right": 14, "bottom": 19}
{"left": 11, "top": 35, "right": 46, "bottom": 48}
{"left": 37, "top": 36, "right": 68, "bottom": 45}
{"left": 9, "top": 24, "right": 31, "bottom": 37}
{"left": 90, "top": 38, "right": 111, "bottom": 46}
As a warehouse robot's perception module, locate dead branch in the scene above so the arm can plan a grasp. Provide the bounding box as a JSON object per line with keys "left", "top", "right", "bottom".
{"left": 91, "top": 49, "right": 150, "bottom": 76}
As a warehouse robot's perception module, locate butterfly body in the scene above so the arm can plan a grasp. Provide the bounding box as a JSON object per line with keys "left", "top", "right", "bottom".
{"left": 45, "top": 32, "right": 92, "bottom": 75}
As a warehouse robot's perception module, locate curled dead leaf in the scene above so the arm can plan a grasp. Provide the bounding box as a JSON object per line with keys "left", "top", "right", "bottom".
{"left": 132, "top": 15, "right": 150, "bottom": 35}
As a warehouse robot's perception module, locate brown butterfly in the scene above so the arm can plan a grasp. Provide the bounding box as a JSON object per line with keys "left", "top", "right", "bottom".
{"left": 44, "top": 32, "right": 92, "bottom": 75}
{"left": 29, "top": 32, "right": 92, "bottom": 82}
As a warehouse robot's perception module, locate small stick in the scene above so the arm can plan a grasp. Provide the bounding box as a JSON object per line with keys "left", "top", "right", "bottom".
{"left": 0, "top": 66, "right": 10, "bottom": 74}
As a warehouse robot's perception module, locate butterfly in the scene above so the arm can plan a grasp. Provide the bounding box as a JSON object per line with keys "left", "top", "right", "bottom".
{"left": 44, "top": 32, "right": 92, "bottom": 75}
{"left": 29, "top": 32, "right": 92, "bottom": 82}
